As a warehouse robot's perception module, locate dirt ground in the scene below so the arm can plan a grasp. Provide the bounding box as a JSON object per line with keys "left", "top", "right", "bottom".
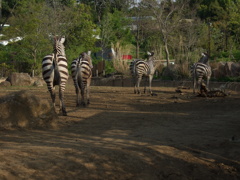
{"left": 0, "top": 82, "right": 240, "bottom": 180}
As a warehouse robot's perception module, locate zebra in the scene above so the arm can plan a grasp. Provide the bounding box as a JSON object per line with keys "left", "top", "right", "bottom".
{"left": 191, "top": 53, "right": 212, "bottom": 94}
{"left": 71, "top": 51, "right": 93, "bottom": 107}
{"left": 130, "top": 52, "right": 156, "bottom": 95}
{"left": 198, "top": 52, "right": 209, "bottom": 64}
{"left": 42, "top": 36, "right": 69, "bottom": 116}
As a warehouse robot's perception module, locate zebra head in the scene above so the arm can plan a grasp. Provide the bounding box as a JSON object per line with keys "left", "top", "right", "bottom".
{"left": 199, "top": 52, "right": 209, "bottom": 64}
{"left": 147, "top": 51, "right": 154, "bottom": 57}
{"left": 147, "top": 51, "right": 155, "bottom": 63}
{"left": 53, "top": 36, "right": 66, "bottom": 56}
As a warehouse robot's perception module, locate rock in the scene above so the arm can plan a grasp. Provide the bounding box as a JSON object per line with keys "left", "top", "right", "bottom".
{"left": 0, "top": 81, "right": 11, "bottom": 87}
{"left": 7, "top": 72, "right": 32, "bottom": 86}
{"left": 33, "top": 80, "right": 44, "bottom": 87}
{"left": 0, "top": 90, "right": 58, "bottom": 129}
{"left": 212, "top": 62, "right": 226, "bottom": 79}
{"left": 224, "top": 62, "right": 240, "bottom": 77}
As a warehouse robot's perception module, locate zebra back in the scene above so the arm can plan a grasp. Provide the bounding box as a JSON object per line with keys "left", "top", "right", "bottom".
{"left": 71, "top": 52, "right": 92, "bottom": 86}
{"left": 130, "top": 52, "right": 155, "bottom": 77}
{"left": 192, "top": 62, "right": 212, "bottom": 79}
{"left": 130, "top": 59, "right": 143, "bottom": 76}
{"left": 42, "top": 36, "right": 68, "bottom": 88}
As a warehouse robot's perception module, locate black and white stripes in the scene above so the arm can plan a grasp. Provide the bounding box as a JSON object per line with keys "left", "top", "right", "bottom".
{"left": 191, "top": 53, "right": 212, "bottom": 94}
{"left": 71, "top": 52, "right": 93, "bottom": 106}
{"left": 42, "top": 36, "right": 69, "bottom": 115}
{"left": 130, "top": 52, "right": 156, "bottom": 95}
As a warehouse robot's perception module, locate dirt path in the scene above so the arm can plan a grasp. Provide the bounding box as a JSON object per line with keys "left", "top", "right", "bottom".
{"left": 0, "top": 84, "right": 240, "bottom": 180}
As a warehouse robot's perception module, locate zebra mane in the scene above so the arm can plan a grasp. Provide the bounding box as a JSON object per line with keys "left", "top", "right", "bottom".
{"left": 198, "top": 52, "right": 209, "bottom": 64}
{"left": 53, "top": 36, "right": 66, "bottom": 56}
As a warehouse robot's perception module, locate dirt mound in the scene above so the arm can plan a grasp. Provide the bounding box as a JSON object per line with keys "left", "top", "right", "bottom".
{"left": 0, "top": 90, "right": 58, "bottom": 130}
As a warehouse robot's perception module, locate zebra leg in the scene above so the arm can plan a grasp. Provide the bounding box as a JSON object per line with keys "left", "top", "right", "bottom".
{"left": 75, "top": 79, "right": 81, "bottom": 107}
{"left": 197, "top": 78, "right": 203, "bottom": 93}
{"left": 59, "top": 87, "right": 67, "bottom": 116}
{"left": 206, "top": 77, "right": 210, "bottom": 91}
{"left": 80, "top": 85, "right": 86, "bottom": 107}
{"left": 86, "top": 87, "right": 90, "bottom": 105}
{"left": 86, "top": 80, "right": 91, "bottom": 105}
{"left": 48, "top": 85, "right": 56, "bottom": 112}
{"left": 193, "top": 77, "right": 196, "bottom": 94}
{"left": 50, "top": 90, "right": 56, "bottom": 110}
{"left": 144, "top": 76, "right": 147, "bottom": 94}
{"left": 75, "top": 86, "right": 81, "bottom": 107}
{"left": 133, "top": 76, "right": 137, "bottom": 94}
{"left": 148, "top": 75, "right": 153, "bottom": 95}
{"left": 136, "top": 76, "right": 142, "bottom": 94}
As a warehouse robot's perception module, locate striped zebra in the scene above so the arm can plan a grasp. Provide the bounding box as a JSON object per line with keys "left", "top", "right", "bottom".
{"left": 191, "top": 53, "right": 212, "bottom": 94}
{"left": 71, "top": 52, "right": 93, "bottom": 107}
{"left": 42, "top": 36, "right": 69, "bottom": 116}
{"left": 130, "top": 52, "right": 156, "bottom": 95}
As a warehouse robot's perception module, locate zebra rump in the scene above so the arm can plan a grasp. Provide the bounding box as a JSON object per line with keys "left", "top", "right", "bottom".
{"left": 71, "top": 52, "right": 92, "bottom": 106}
{"left": 191, "top": 62, "right": 212, "bottom": 94}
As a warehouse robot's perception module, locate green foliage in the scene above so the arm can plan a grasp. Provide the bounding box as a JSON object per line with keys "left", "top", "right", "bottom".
{"left": 66, "top": 3, "right": 98, "bottom": 52}
{"left": 1, "top": 0, "right": 240, "bottom": 80}
{"left": 104, "top": 60, "right": 115, "bottom": 75}
{"left": 1, "top": 1, "right": 98, "bottom": 76}
{"left": 214, "top": 50, "right": 240, "bottom": 62}
{"left": 100, "top": 9, "right": 133, "bottom": 49}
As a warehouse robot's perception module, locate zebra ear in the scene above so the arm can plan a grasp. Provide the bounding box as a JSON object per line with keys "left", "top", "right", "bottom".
{"left": 147, "top": 51, "right": 151, "bottom": 56}
{"left": 87, "top": 51, "right": 91, "bottom": 56}
{"left": 60, "top": 36, "right": 66, "bottom": 44}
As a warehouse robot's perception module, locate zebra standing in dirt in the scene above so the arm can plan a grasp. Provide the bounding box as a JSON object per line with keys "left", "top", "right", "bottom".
{"left": 42, "top": 36, "right": 69, "bottom": 116}
{"left": 130, "top": 52, "right": 156, "bottom": 95}
{"left": 71, "top": 52, "right": 93, "bottom": 106}
{"left": 191, "top": 53, "right": 212, "bottom": 94}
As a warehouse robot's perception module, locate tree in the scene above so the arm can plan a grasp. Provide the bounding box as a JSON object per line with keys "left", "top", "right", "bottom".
{"left": 140, "top": 0, "right": 189, "bottom": 67}
{"left": 128, "top": 1, "right": 151, "bottom": 58}
{"left": 4, "top": 1, "right": 97, "bottom": 76}
{"left": 4, "top": 1, "right": 51, "bottom": 76}
{"left": 0, "top": 0, "right": 19, "bottom": 32}
{"left": 196, "top": 0, "right": 240, "bottom": 55}
{"left": 79, "top": 0, "right": 132, "bottom": 23}
{"left": 99, "top": 9, "right": 133, "bottom": 58}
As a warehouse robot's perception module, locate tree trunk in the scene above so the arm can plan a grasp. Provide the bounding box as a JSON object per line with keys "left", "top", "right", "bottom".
{"left": 136, "top": 41, "right": 139, "bottom": 59}
{"left": 164, "top": 43, "right": 170, "bottom": 67}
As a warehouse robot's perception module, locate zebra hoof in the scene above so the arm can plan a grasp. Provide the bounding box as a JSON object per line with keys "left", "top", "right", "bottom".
{"left": 62, "top": 111, "right": 67, "bottom": 116}
{"left": 151, "top": 93, "right": 157, "bottom": 96}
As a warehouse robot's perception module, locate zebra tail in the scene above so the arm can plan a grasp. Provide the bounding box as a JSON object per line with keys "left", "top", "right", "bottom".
{"left": 53, "top": 53, "right": 59, "bottom": 71}
{"left": 131, "top": 60, "right": 137, "bottom": 76}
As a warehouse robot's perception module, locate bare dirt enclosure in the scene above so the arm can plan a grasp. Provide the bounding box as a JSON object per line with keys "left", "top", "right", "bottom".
{"left": 0, "top": 82, "right": 240, "bottom": 180}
